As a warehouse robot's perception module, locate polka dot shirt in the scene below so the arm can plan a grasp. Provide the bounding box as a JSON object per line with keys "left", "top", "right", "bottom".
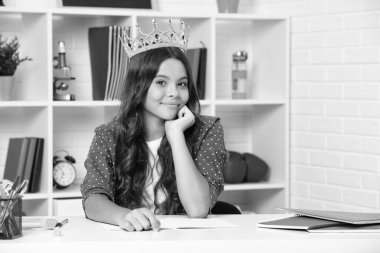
{"left": 80, "top": 115, "right": 228, "bottom": 211}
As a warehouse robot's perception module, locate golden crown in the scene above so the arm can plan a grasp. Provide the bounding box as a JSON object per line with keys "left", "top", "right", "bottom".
{"left": 120, "top": 18, "right": 189, "bottom": 58}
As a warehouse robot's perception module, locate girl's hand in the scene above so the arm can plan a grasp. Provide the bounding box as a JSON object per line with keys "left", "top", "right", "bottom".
{"left": 117, "top": 208, "right": 160, "bottom": 232}
{"left": 165, "top": 105, "right": 195, "bottom": 143}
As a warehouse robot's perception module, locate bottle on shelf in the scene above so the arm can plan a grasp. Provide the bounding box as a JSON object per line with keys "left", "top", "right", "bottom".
{"left": 232, "top": 50, "right": 248, "bottom": 99}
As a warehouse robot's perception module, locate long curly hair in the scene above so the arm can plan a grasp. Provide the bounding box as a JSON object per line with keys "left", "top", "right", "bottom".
{"left": 114, "top": 47, "right": 201, "bottom": 214}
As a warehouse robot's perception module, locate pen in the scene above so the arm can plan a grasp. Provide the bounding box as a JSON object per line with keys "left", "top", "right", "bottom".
{"left": 56, "top": 218, "right": 69, "bottom": 228}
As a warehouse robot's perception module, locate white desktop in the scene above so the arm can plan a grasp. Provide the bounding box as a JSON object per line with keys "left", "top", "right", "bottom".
{"left": 1, "top": 214, "right": 379, "bottom": 253}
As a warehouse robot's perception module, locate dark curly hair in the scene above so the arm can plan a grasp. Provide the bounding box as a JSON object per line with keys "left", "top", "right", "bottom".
{"left": 114, "top": 47, "right": 201, "bottom": 214}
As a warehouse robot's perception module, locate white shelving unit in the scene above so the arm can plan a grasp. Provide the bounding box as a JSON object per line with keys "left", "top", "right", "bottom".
{"left": 0, "top": 7, "right": 289, "bottom": 215}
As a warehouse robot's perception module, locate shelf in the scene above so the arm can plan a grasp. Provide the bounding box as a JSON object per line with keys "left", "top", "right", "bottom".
{"left": 0, "top": 101, "right": 48, "bottom": 107}
{"left": 0, "top": 7, "right": 47, "bottom": 14}
{"left": 52, "top": 101, "right": 121, "bottom": 107}
{"left": 52, "top": 191, "right": 82, "bottom": 199}
{"left": 0, "top": 6, "right": 288, "bottom": 19}
{"left": 50, "top": 182, "right": 287, "bottom": 198}
{"left": 23, "top": 193, "right": 49, "bottom": 200}
{"left": 224, "top": 182, "right": 286, "bottom": 191}
{"left": 215, "top": 99, "right": 287, "bottom": 106}
{"left": 52, "top": 181, "right": 82, "bottom": 199}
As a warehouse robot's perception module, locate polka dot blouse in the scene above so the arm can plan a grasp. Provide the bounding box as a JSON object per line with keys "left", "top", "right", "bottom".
{"left": 80, "top": 115, "right": 228, "bottom": 211}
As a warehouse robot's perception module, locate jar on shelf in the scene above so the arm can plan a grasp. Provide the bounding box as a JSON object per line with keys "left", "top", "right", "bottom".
{"left": 232, "top": 50, "right": 248, "bottom": 99}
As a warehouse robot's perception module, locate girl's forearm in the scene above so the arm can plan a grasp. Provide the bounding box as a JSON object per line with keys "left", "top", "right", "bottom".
{"left": 170, "top": 132, "right": 210, "bottom": 217}
{"left": 84, "top": 194, "right": 131, "bottom": 225}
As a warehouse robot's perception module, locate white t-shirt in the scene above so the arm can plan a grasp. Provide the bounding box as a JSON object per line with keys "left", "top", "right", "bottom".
{"left": 142, "top": 137, "right": 166, "bottom": 213}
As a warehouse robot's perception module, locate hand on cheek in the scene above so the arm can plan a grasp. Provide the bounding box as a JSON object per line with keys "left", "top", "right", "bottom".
{"left": 165, "top": 105, "right": 195, "bottom": 143}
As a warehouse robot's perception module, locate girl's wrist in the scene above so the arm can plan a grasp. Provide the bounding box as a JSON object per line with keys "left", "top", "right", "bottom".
{"left": 114, "top": 209, "right": 130, "bottom": 226}
{"left": 167, "top": 130, "right": 185, "bottom": 145}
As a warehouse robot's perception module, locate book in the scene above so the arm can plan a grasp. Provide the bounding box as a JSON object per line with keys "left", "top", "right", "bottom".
{"left": 28, "top": 138, "right": 44, "bottom": 193}
{"left": 278, "top": 208, "right": 380, "bottom": 225}
{"left": 105, "top": 26, "right": 113, "bottom": 100}
{"left": 107, "top": 25, "right": 118, "bottom": 100}
{"left": 101, "top": 217, "right": 239, "bottom": 231}
{"left": 110, "top": 25, "right": 122, "bottom": 100}
{"left": 309, "top": 223, "right": 380, "bottom": 233}
{"left": 22, "top": 137, "right": 38, "bottom": 184}
{"left": 88, "top": 26, "right": 112, "bottom": 100}
{"left": 197, "top": 47, "right": 207, "bottom": 99}
{"left": 115, "top": 27, "right": 129, "bottom": 100}
{"left": 186, "top": 48, "right": 201, "bottom": 90}
{"left": 257, "top": 216, "right": 380, "bottom": 233}
{"left": 257, "top": 216, "right": 341, "bottom": 230}
{"left": 3, "top": 138, "right": 30, "bottom": 182}
{"left": 186, "top": 47, "right": 207, "bottom": 99}
{"left": 116, "top": 44, "right": 127, "bottom": 100}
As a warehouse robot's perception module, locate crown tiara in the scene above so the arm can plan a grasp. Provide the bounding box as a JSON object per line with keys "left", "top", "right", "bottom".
{"left": 120, "top": 18, "right": 189, "bottom": 58}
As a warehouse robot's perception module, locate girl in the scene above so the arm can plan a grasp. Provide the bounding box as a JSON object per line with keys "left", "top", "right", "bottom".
{"left": 81, "top": 45, "right": 228, "bottom": 232}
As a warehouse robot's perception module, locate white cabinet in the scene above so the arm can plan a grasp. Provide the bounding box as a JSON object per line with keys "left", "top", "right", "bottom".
{"left": 0, "top": 7, "right": 289, "bottom": 215}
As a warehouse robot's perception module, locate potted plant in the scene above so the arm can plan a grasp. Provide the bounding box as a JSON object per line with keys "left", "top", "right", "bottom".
{"left": 0, "top": 34, "right": 32, "bottom": 100}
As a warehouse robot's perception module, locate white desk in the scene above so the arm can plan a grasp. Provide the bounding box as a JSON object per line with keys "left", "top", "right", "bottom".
{"left": 1, "top": 214, "right": 379, "bottom": 253}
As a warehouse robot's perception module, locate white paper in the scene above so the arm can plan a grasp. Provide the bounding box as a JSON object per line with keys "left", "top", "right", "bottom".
{"left": 160, "top": 217, "right": 238, "bottom": 229}
{"left": 100, "top": 217, "right": 238, "bottom": 231}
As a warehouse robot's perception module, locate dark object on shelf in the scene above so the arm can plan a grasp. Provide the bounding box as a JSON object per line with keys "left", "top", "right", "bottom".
{"left": 3, "top": 137, "right": 45, "bottom": 193}
{"left": 62, "top": 0, "right": 151, "bottom": 9}
{"left": 3, "top": 138, "right": 29, "bottom": 182}
{"left": 29, "top": 138, "right": 44, "bottom": 193}
{"left": 186, "top": 47, "right": 207, "bottom": 99}
{"left": 0, "top": 0, "right": 4, "bottom": 6}
{"left": 222, "top": 151, "right": 247, "bottom": 184}
{"left": 88, "top": 27, "right": 110, "bottom": 100}
{"left": 242, "top": 152, "right": 269, "bottom": 182}
{"left": 211, "top": 201, "right": 241, "bottom": 215}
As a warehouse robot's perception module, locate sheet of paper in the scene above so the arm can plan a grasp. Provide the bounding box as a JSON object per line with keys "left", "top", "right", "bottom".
{"left": 160, "top": 217, "right": 239, "bottom": 229}
{"left": 100, "top": 217, "right": 238, "bottom": 231}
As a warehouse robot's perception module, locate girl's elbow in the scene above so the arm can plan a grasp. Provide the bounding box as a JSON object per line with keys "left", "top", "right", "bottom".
{"left": 186, "top": 207, "right": 209, "bottom": 218}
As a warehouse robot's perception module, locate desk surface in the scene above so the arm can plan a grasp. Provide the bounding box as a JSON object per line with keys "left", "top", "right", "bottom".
{"left": 1, "top": 214, "right": 380, "bottom": 253}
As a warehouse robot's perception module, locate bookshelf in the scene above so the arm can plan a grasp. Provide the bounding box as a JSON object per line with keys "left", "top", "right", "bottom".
{"left": 0, "top": 7, "right": 289, "bottom": 216}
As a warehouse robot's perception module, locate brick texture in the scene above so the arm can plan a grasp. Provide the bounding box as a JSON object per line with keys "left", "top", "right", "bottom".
{"left": 247, "top": 0, "right": 380, "bottom": 212}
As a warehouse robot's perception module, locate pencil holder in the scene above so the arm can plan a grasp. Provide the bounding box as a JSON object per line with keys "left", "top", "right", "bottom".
{"left": 0, "top": 197, "right": 22, "bottom": 239}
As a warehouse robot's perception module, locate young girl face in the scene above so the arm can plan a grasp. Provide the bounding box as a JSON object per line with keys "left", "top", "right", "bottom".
{"left": 143, "top": 58, "right": 189, "bottom": 124}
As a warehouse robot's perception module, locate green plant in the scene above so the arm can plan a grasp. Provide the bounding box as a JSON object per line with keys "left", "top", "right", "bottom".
{"left": 0, "top": 34, "right": 32, "bottom": 76}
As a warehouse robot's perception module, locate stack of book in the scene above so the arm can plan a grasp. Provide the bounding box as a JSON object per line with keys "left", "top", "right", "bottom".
{"left": 3, "top": 137, "right": 44, "bottom": 193}
{"left": 88, "top": 26, "right": 129, "bottom": 101}
{"left": 257, "top": 208, "right": 380, "bottom": 233}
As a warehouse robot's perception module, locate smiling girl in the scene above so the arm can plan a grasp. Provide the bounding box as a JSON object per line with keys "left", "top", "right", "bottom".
{"left": 80, "top": 23, "right": 228, "bottom": 232}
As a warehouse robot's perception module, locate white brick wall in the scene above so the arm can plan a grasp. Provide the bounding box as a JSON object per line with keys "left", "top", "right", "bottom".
{"left": 247, "top": 0, "right": 380, "bottom": 211}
